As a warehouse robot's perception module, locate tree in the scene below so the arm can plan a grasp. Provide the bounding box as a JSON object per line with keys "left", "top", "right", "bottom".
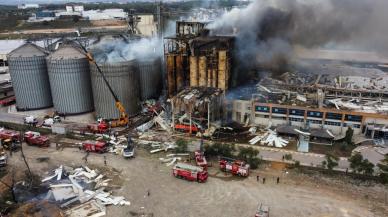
{"left": 204, "top": 143, "right": 235, "bottom": 158}
{"left": 344, "top": 127, "right": 354, "bottom": 145}
{"left": 322, "top": 154, "right": 339, "bottom": 171}
{"left": 377, "top": 155, "right": 388, "bottom": 184}
{"left": 349, "top": 153, "right": 375, "bottom": 175}
{"left": 237, "top": 147, "right": 261, "bottom": 169}
{"left": 175, "top": 139, "right": 188, "bottom": 153}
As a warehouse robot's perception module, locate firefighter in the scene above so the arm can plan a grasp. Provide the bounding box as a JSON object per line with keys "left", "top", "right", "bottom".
{"left": 257, "top": 175, "right": 260, "bottom": 182}
{"left": 263, "top": 177, "right": 266, "bottom": 184}
{"left": 277, "top": 177, "right": 280, "bottom": 184}
{"left": 104, "top": 156, "right": 107, "bottom": 166}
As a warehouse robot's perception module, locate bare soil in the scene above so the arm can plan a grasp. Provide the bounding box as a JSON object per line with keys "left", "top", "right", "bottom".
{"left": 3, "top": 143, "right": 388, "bottom": 217}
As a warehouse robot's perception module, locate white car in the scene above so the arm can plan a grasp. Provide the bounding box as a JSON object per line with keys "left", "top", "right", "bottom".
{"left": 42, "top": 116, "right": 61, "bottom": 127}
{"left": 24, "top": 116, "right": 38, "bottom": 125}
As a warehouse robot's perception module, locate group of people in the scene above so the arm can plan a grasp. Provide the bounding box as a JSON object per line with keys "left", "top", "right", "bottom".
{"left": 256, "top": 175, "right": 280, "bottom": 184}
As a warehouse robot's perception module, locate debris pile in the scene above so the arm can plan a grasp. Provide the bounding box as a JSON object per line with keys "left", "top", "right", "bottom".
{"left": 249, "top": 130, "right": 289, "bottom": 148}
{"left": 42, "top": 165, "right": 129, "bottom": 216}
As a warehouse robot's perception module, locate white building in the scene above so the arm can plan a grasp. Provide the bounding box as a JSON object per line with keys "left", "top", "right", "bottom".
{"left": 18, "top": 4, "right": 39, "bottom": 9}
{"left": 66, "top": 5, "right": 84, "bottom": 13}
{"left": 137, "top": 15, "right": 157, "bottom": 37}
{"left": 82, "top": 9, "right": 128, "bottom": 21}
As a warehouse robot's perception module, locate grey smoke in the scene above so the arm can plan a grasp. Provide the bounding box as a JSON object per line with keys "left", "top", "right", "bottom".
{"left": 208, "top": 0, "right": 388, "bottom": 72}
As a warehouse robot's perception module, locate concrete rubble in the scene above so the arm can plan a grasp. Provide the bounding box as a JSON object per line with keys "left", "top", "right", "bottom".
{"left": 41, "top": 165, "right": 130, "bottom": 216}
{"left": 249, "top": 130, "right": 289, "bottom": 148}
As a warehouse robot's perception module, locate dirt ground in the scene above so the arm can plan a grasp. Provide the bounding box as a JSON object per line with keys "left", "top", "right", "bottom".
{"left": 4, "top": 143, "right": 388, "bottom": 217}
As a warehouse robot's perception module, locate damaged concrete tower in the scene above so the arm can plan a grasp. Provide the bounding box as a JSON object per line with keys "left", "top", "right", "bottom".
{"left": 164, "top": 21, "right": 234, "bottom": 96}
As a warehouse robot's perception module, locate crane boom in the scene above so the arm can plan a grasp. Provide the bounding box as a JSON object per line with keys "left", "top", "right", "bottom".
{"left": 78, "top": 43, "right": 129, "bottom": 127}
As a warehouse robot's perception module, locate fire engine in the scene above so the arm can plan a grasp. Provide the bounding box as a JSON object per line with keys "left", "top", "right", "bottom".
{"left": 0, "top": 96, "right": 15, "bottom": 106}
{"left": 172, "top": 163, "right": 208, "bottom": 183}
{"left": 219, "top": 157, "right": 250, "bottom": 177}
{"left": 0, "top": 128, "right": 20, "bottom": 142}
{"left": 82, "top": 140, "right": 107, "bottom": 153}
{"left": 24, "top": 131, "right": 50, "bottom": 147}
{"left": 194, "top": 151, "right": 208, "bottom": 169}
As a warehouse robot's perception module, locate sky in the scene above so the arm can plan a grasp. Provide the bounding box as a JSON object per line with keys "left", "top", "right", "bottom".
{"left": 0, "top": 0, "right": 164, "bottom": 5}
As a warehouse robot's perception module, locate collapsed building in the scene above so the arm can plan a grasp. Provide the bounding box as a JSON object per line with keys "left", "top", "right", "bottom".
{"left": 164, "top": 21, "right": 234, "bottom": 97}
{"left": 170, "top": 87, "right": 224, "bottom": 134}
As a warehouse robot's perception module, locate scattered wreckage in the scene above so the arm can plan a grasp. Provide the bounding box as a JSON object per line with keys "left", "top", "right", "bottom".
{"left": 249, "top": 129, "right": 289, "bottom": 148}
{"left": 41, "top": 165, "right": 130, "bottom": 216}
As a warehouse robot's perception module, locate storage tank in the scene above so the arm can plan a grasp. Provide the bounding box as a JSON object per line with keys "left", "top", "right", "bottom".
{"left": 7, "top": 43, "right": 52, "bottom": 110}
{"left": 90, "top": 61, "right": 140, "bottom": 120}
{"left": 46, "top": 45, "right": 94, "bottom": 114}
{"left": 136, "top": 58, "right": 162, "bottom": 101}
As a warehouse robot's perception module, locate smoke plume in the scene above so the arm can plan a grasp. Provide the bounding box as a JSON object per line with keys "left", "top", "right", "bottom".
{"left": 90, "top": 37, "right": 163, "bottom": 63}
{"left": 208, "top": 0, "right": 388, "bottom": 73}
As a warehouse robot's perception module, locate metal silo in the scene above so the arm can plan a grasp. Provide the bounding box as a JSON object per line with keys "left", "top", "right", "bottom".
{"left": 90, "top": 61, "right": 140, "bottom": 120}
{"left": 46, "top": 45, "right": 94, "bottom": 114}
{"left": 137, "top": 58, "right": 162, "bottom": 101}
{"left": 7, "top": 43, "right": 53, "bottom": 110}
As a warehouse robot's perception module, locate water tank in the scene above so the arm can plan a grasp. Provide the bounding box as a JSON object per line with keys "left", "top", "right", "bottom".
{"left": 7, "top": 43, "right": 52, "bottom": 110}
{"left": 90, "top": 61, "right": 140, "bottom": 120}
{"left": 46, "top": 45, "right": 94, "bottom": 115}
{"left": 137, "top": 58, "right": 162, "bottom": 100}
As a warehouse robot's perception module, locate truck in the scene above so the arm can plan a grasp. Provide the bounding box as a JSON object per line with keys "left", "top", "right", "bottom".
{"left": 123, "top": 135, "right": 135, "bottom": 158}
{"left": 0, "top": 150, "right": 7, "bottom": 167}
{"left": 85, "top": 120, "right": 108, "bottom": 134}
{"left": 255, "top": 204, "right": 270, "bottom": 217}
{"left": 194, "top": 151, "right": 208, "bottom": 169}
{"left": 42, "top": 116, "right": 61, "bottom": 127}
{"left": 0, "top": 128, "right": 21, "bottom": 142}
{"left": 219, "top": 157, "right": 250, "bottom": 177}
{"left": 172, "top": 162, "right": 208, "bottom": 183}
{"left": 0, "top": 96, "right": 15, "bottom": 106}
{"left": 24, "top": 131, "right": 50, "bottom": 147}
{"left": 24, "top": 116, "right": 38, "bottom": 126}
{"left": 82, "top": 140, "right": 107, "bottom": 153}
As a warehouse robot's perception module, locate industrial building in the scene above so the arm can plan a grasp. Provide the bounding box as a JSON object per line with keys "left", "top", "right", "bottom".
{"left": 164, "top": 21, "right": 234, "bottom": 97}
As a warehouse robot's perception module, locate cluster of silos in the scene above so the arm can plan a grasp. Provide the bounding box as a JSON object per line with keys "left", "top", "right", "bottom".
{"left": 7, "top": 43, "right": 53, "bottom": 110}
{"left": 90, "top": 60, "right": 140, "bottom": 120}
{"left": 137, "top": 58, "right": 162, "bottom": 101}
{"left": 46, "top": 45, "right": 94, "bottom": 115}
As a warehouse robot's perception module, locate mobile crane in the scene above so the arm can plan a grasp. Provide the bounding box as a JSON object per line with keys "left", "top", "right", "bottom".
{"left": 78, "top": 43, "right": 129, "bottom": 128}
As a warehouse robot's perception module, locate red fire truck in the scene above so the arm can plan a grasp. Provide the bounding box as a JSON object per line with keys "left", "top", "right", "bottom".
{"left": 82, "top": 140, "right": 107, "bottom": 153}
{"left": 24, "top": 131, "right": 50, "bottom": 147}
{"left": 0, "top": 128, "right": 20, "bottom": 142}
{"left": 219, "top": 157, "right": 250, "bottom": 177}
{"left": 0, "top": 96, "right": 16, "bottom": 106}
{"left": 194, "top": 151, "right": 208, "bottom": 169}
{"left": 172, "top": 163, "right": 208, "bottom": 183}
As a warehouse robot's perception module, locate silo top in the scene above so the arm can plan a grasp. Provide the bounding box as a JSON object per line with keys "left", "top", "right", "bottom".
{"left": 7, "top": 43, "right": 47, "bottom": 58}
{"left": 47, "top": 45, "right": 86, "bottom": 60}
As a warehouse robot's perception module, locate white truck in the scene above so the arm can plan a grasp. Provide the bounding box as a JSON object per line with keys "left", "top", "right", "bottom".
{"left": 24, "top": 115, "right": 38, "bottom": 126}
{"left": 43, "top": 116, "right": 61, "bottom": 127}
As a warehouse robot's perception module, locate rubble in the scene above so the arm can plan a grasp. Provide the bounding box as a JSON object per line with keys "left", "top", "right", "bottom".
{"left": 41, "top": 165, "right": 129, "bottom": 216}
{"left": 249, "top": 130, "right": 289, "bottom": 148}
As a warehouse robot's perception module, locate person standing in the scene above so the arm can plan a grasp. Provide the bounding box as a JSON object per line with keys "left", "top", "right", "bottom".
{"left": 277, "top": 177, "right": 280, "bottom": 184}
{"left": 263, "top": 177, "right": 266, "bottom": 184}
{"left": 104, "top": 156, "right": 107, "bottom": 166}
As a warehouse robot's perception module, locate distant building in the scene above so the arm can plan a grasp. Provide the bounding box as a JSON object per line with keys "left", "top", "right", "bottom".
{"left": 28, "top": 11, "right": 56, "bottom": 22}
{"left": 137, "top": 15, "right": 157, "bottom": 37}
{"left": 82, "top": 9, "right": 128, "bottom": 21}
{"left": 66, "top": 5, "right": 84, "bottom": 13}
{"left": 18, "top": 4, "right": 39, "bottom": 9}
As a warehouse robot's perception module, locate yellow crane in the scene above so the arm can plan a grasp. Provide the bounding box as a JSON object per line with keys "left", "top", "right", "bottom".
{"left": 79, "top": 44, "right": 129, "bottom": 128}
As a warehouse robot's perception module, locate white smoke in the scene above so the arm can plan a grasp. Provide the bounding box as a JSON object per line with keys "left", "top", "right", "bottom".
{"left": 90, "top": 37, "right": 163, "bottom": 63}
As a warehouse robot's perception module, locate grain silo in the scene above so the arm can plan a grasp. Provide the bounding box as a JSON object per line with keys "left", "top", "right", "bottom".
{"left": 90, "top": 61, "right": 140, "bottom": 120}
{"left": 137, "top": 58, "right": 162, "bottom": 101}
{"left": 7, "top": 43, "right": 53, "bottom": 110}
{"left": 46, "top": 45, "right": 94, "bottom": 114}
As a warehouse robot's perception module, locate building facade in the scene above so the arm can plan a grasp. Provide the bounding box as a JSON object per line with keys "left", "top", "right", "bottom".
{"left": 232, "top": 100, "right": 388, "bottom": 139}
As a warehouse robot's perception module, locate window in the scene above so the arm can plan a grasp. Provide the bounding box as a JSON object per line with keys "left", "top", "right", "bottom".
{"left": 255, "top": 106, "right": 270, "bottom": 113}
{"left": 255, "top": 114, "right": 270, "bottom": 118}
{"left": 272, "top": 107, "right": 287, "bottom": 114}
{"left": 324, "top": 121, "right": 341, "bottom": 126}
{"left": 326, "top": 112, "right": 343, "bottom": 120}
{"left": 272, "top": 116, "right": 287, "bottom": 120}
{"left": 307, "top": 111, "right": 323, "bottom": 118}
{"left": 345, "top": 114, "right": 362, "bottom": 122}
{"left": 289, "top": 109, "right": 305, "bottom": 116}
{"left": 290, "top": 117, "right": 304, "bottom": 122}
{"left": 307, "top": 119, "right": 322, "bottom": 124}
